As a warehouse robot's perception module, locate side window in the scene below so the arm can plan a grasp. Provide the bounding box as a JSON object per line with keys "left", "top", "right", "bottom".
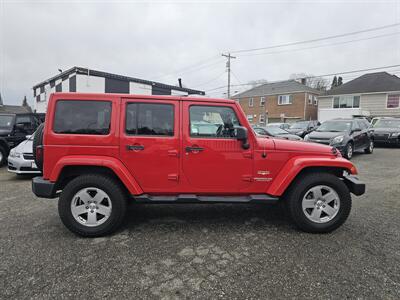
{"left": 53, "top": 100, "right": 112, "bottom": 135}
{"left": 352, "top": 121, "right": 361, "bottom": 131}
{"left": 190, "top": 105, "right": 240, "bottom": 138}
{"left": 125, "top": 103, "right": 174, "bottom": 136}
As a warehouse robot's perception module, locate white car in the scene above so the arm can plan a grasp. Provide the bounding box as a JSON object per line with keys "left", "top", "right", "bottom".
{"left": 7, "top": 136, "right": 40, "bottom": 175}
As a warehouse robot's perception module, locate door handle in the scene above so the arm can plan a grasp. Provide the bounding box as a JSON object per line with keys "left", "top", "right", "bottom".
{"left": 126, "top": 145, "right": 145, "bottom": 151}
{"left": 185, "top": 146, "right": 204, "bottom": 152}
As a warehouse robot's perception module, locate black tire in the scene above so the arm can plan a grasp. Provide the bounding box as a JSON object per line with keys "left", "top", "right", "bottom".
{"left": 32, "top": 123, "right": 44, "bottom": 171}
{"left": 58, "top": 174, "right": 127, "bottom": 237}
{"left": 0, "top": 145, "right": 7, "bottom": 166}
{"left": 364, "top": 139, "right": 374, "bottom": 154}
{"left": 344, "top": 142, "right": 353, "bottom": 159}
{"left": 285, "top": 173, "right": 352, "bottom": 233}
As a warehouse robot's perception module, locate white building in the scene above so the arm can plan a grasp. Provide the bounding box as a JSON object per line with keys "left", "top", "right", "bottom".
{"left": 33, "top": 66, "right": 205, "bottom": 113}
{"left": 318, "top": 72, "right": 400, "bottom": 122}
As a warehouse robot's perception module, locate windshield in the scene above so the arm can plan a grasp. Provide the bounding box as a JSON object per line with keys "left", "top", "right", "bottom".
{"left": 289, "top": 122, "right": 308, "bottom": 129}
{"left": 374, "top": 119, "right": 400, "bottom": 129}
{"left": 317, "top": 121, "right": 351, "bottom": 132}
{"left": 0, "top": 115, "right": 14, "bottom": 130}
{"left": 267, "top": 127, "right": 288, "bottom": 135}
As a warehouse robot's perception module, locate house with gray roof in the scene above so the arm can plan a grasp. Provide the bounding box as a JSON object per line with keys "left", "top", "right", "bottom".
{"left": 232, "top": 80, "right": 321, "bottom": 124}
{"left": 318, "top": 72, "right": 400, "bottom": 122}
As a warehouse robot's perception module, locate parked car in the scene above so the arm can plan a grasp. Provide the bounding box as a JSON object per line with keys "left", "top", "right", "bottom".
{"left": 32, "top": 93, "right": 365, "bottom": 237}
{"left": 266, "top": 122, "right": 291, "bottom": 130}
{"left": 304, "top": 118, "right": 374, "bottom": 159}
{"left": 7, "top": 135, "right": 41, "bottom": 175}
{"left": 286, "top": 120, "right": 320, "bottom": 138}
{"left": 253, "top": 126, "right": 302, "bottom": 141}
{"left": 371, "top": 117, "right": 400, "bottom": 146}
{"left": 0, "top": 113, "right": 45, "bottom": 166}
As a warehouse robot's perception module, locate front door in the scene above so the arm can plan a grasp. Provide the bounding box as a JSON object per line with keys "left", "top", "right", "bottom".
{"left": 120, "top": 99, "right": 180, "bottom": 192}
{"left": 181, "top": 102, "right": 253, "bottom": 193}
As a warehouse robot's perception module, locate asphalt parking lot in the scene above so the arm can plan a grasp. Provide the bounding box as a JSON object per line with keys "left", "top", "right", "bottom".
{"left": 1, "top": 148, "right": 399, "bottom": 299}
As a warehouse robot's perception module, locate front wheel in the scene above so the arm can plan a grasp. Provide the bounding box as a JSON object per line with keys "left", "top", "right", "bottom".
{"left": 285, "top": 173, "right": 352, "bottom": 233}
{"left": 58, "top": 174, "right": 127, "bottom": 237}
{"left": 344, "top": 142, "right": 353, "bottom": 159}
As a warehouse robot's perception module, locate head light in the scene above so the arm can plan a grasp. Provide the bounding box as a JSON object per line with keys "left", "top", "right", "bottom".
{"left": 9, "top": 150, "right": 21, "bottom": 158}
{"left": 304, "top": 134, "right": 310, "bottom": 141}
{"left": 331, "top": 135, "right": 344, "bottom": 144}
{"left": 391, "top": 132, "right": 400, "bottom": 137}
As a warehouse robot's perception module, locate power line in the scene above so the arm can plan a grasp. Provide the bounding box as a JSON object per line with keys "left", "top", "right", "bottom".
{"left": 239, "top": 32, "right": 400, "bottom": 57}
{"left": 231, "top": 23, "right": 400, "bottom": 54}
{"left": 192, "top": 71, "right": 226, "bottom": 88}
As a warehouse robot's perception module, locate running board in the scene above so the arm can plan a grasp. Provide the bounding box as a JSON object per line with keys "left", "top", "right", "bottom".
{"left": 133, "top": 194, "right": 279, "bottom": 204}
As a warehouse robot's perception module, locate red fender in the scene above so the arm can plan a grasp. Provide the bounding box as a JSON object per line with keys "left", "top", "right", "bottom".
{"left": 50, "top": 155, "right": 143, "bottom": 195}
{"left": 266, "top": 156, "right": 357, "bottom": 196}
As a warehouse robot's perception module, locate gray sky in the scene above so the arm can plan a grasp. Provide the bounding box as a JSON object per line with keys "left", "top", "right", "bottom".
{"left": 1, "top": 0, "right": 400, "bottom": 106}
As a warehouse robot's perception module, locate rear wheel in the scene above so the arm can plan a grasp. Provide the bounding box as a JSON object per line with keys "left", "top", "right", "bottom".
{"left": 58, "top": 174, "right": 127, "bottom": 237}
{"left": 344, "top": 142, "right": 353, "bottom": 159}
{"left": 285, "top": 173, "right": 352, "bottom": 233}
{"left": 364, "top": 140, "right": 374, "bottom": 154}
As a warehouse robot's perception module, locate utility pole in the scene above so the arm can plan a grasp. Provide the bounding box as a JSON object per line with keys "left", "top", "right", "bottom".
{"left": 222, "top": 53, "right": 236, "bottom": 98}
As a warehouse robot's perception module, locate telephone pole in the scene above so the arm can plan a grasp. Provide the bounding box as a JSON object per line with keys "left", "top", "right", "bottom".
{"left": 222, "top": 53, "right": 236, "bottom": 98}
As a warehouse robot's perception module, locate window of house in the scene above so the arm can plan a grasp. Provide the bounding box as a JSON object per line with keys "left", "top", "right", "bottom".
{"left": 247, "top": 115, "right": 253, "bottom": 122}
{"left": 249, "top": 98, "right": 254, "bottom": 107}
{"left": 333, "top": 96, "right": 360, "bottom": 108}
{"left": 260, "top": 97, "right": 266, "bottom": 107}
{"left": 53, "top": 100, "right": 112, "bottom": 135}
{"left": 278, "top": 95, "right": 293, "bottom": 105}
{"left": 308, "top": 94, "right": 312, "bottom": 104}
{"left": 387, "top": 94, "right": 400, "bottom": 108}
{"left": 314, "top": 96, "right": 318, "bottom": 106}
{"left": 126, "top": 103, "right": 174, "bottom": 136}
{"left": 189, "top": 105, "right": 240, "bottom": 138}
{"left": 259, "top": 114, "right": 265, "bottom": 124}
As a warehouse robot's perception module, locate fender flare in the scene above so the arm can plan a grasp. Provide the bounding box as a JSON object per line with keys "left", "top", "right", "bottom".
{"left": 50, "top": 155, "right": 143, "bottom": 195}
{"left": 266, "top": 156, "right": 357, "bottom": 196}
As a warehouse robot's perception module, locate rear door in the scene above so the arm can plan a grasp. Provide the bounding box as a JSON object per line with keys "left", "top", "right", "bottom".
{"left": 181, "top": 102, "right": 253, "bottom": 193}
{"left": 120, "top": 98, "right": 180, "bottom": 192}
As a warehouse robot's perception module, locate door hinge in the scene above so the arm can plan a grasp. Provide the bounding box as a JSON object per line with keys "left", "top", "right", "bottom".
{"left": 168, "top": 174, "right": 179, "bottom": 181}
{"left": 242, "top": 175, "right": 253, "bottom": 182}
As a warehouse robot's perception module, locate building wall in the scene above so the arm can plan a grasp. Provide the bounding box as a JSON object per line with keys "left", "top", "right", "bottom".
{"left": 318, "top": 92, "right": 400, "bottom": 120}
{"left": 236, "top": 92, "right": 318, "bottom": 124}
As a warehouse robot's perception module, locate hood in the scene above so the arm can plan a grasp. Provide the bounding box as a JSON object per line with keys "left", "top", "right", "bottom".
{"left": 0, "top": 128, "right": 12, "bottom": 136}
{"left": 273, "top": 138, "right": 334, "bottom": 154}
{"left": 13, "top": 139, "right": 33, "bottom": 153}
{"left": 308, "top": 131, "right": 347, "bottom": 139}
{"left": 372, "top": 128, "right": 400, "bottom": 134}
{"left": 275, "top": 133, "right": 302, "bottom": 141}
{"left": 286, "top": 128, "right": 305, "bottom": 134}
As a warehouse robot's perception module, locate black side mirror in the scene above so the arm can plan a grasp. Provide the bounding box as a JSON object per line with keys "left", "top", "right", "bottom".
{"left": 236, "top": 126, "right": 250, "bottom": 149}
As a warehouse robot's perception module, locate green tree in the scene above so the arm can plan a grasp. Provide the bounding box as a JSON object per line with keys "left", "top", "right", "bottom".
{"left": 337, "top": 76, "right": 343, "bottom": 86}
{"left": 331, "top": 76, "right": 338, "bottom": 89}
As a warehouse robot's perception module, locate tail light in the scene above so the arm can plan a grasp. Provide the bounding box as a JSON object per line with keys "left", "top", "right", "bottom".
{"left": 36, "top": 145, "right": 43, "bottom": 162}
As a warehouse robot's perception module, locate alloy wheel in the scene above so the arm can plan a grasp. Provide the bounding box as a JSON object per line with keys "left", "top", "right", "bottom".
{"left": 302, "top": 185, "right": 340, "bottom": 223}
{"left": 347, "top": 144, "right": 353, "bottom": 159}
{"left": 71, "top": 187, "right": 112, "bottom": 227}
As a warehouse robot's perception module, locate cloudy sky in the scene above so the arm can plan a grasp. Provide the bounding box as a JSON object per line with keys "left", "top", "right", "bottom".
{"left": 1, "top": 0, "right": 399, "bottom": 106}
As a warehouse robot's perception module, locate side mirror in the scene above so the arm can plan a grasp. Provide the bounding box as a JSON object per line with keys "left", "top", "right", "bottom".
{"left": 236, "top": 126, "right": 250, "bottom": 149}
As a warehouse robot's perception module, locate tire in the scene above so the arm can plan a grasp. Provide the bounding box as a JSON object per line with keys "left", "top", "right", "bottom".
{"left": 0, "top": 145, "right": 7, "bottom": 166}
{"left": 364, "top": 139, "right": 374, "bottom": 154}
{"left": 58, "top": 174, "right": 127, "bottom": 237}
{"left": 285, "top": 173, "right": 352, "bottom": 233}
{"left": 344, "top": 142, "right": 353, "bottom": 159}
{"left": 32, "top": 123, "right": 44, "bottom": 171}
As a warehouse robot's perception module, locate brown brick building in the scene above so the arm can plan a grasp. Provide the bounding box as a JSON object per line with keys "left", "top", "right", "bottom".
{"left": 232, "top": 80, "right": 321, "bottom": 125}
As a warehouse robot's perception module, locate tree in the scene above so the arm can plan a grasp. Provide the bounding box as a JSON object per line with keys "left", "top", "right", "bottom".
{"left": 289, "top": 73, "right": 328, "bottom": 91}
{"left": 22, "top": 96, "right": 28, "bottom": 107}
{"left": 337, "top": 76, "right": 343, "bottom": 86}
{"left": 331, "top": 76, "right": 338, "bottom": 89}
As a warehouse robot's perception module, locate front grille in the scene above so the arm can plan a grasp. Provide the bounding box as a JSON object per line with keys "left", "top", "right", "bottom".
{"left": 374, "top": 133, "right": 389, "bottom": 141}
{"left": 309, "top": 138, "right": 330, "bottom": 145}
{"left": 20, "top": 166, "right": 38, "bottom": 171}
{"left": 23, "top": 153, "right": 34, "bottom": 160}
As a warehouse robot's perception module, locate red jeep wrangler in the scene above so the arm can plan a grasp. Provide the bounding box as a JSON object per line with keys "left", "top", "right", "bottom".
{"left": 32, "top": 93, "right": 365, "bottom": 237}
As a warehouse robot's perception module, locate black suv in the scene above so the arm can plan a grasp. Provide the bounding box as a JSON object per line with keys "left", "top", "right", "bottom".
{"left": 0, "top": 113, "right": 45, "bottom": 165}
{"left": 304, "top": 118, "right": 373, "bottom": 159}
{"left": 371, "top": 117, "right": 400, "bottom": 146}
{"left": 286, "top": 120, "right": 320, "bottom": 138}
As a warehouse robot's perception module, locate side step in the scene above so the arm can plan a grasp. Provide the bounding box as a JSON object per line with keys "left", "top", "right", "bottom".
{"left": 133, "top": 194, "right": 279, "bottom": 204}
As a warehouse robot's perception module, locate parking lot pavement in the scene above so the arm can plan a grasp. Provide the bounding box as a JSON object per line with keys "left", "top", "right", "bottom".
{"left": 0, "top": 148, "right": 399, "bottom": 299}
